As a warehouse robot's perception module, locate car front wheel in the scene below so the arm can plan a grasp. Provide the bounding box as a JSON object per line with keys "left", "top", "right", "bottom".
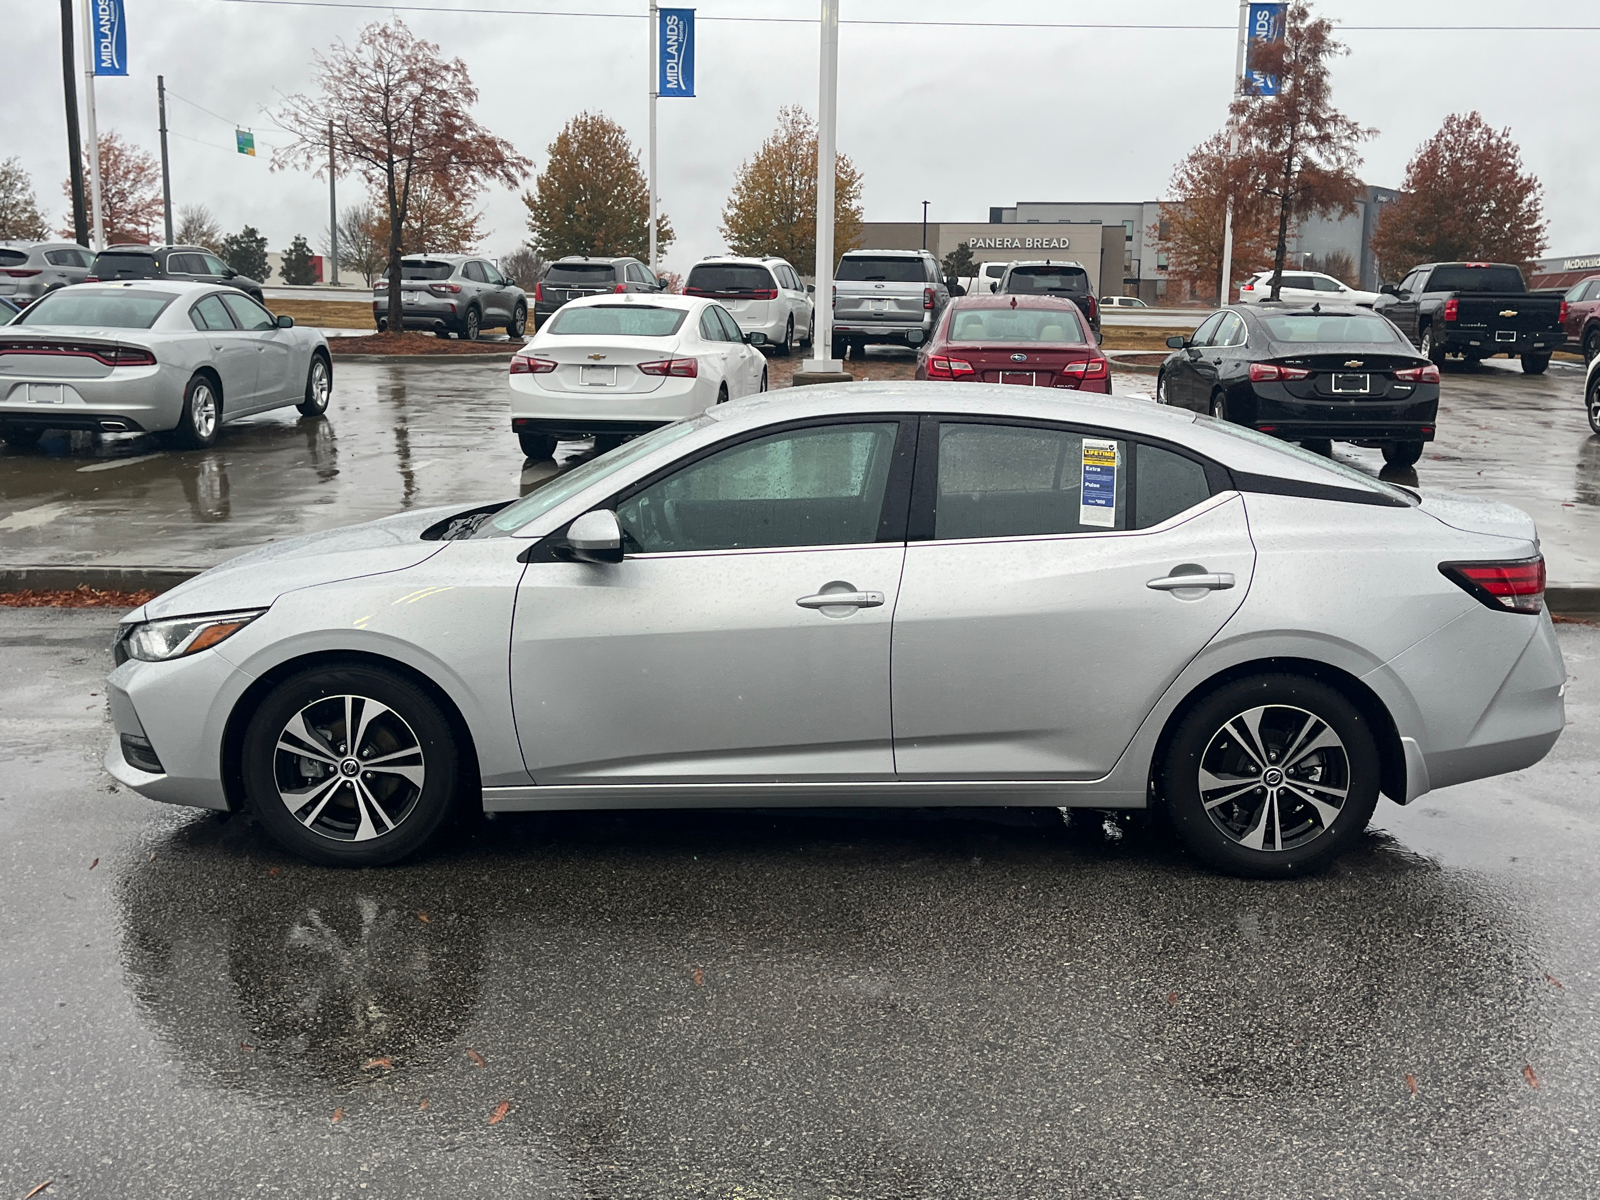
{"left": 1521, "top": 352, "right": 1549, "bottom": 375}
{"left": 1162, "top": 674, "right": 1381, "bottom": 878}
{"left": 1584, "top": 327, "right": 1600, "bottom": 364}
{"left": 242, "top": 664, "right": 461, "bottom": 867}
{"left": 297, "top": 354, "right": 331, "bottom": 417}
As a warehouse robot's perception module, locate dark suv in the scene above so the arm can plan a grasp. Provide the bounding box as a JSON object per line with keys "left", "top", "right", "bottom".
{"left": 533, "top": 256, "right": 662, "bottom": 326}
{"left": 86, "top": 244, "right": 265, "bottom": 302}
{"left": 998, "top": 260, "right": 1101, "bottom": 343}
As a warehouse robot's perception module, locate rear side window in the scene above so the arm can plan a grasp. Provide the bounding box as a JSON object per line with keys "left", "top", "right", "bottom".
{"left": 462, "top": 261, "right": 488, "bottom": 283}
{"left": 18, "top": 289, "right": 172, "bottom": 328}
{"left": 1425, "top": 266, "right": 1525, "bottom": 293}
{"left": 934, "top": 423, "right": 1128, "bottom": 539}
{"left": 1005, "top": 266, "right": 1090, "bottom": 294}
{"left": 1135, "top": 445, "right": 1211, "bottom": 528}
{"left": 189, "top": 294, "right": 236, "bottom": 331}
{"left": 546, "top": 262, "right": 619, "bottom": 285}
{"left": 45, "top": 249, "right": 85, "bottom": 267}
{"left": 836, "top": 256, "right": 925, "bottom": 283}
{"left": 0, "top": 249, "right": 27, "bottom": 266}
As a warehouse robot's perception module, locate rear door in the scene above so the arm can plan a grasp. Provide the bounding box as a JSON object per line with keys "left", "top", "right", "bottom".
{"left": 187, "top": 292, "right": 257, "bottom": 406}
{"left": 462, "top": 261, "right": 498, "bottom": 323}
{"left": 890, "top": 418, "right": 1253, "bottom": 779}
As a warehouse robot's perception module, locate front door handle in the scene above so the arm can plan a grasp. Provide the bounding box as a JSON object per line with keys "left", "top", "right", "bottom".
{"left": 797, "top": 590, "right": 884, "bottom": 609}
{"left": 1147, "top": 572, "right": 1235, "bottom": 592}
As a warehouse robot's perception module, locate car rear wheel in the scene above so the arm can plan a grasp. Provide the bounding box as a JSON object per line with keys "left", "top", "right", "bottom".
{"left": 1521, "top": 352, "right": 1549, "bottom": 375}
{"left": 518, "top": 430, "right": 557, "bottom": 460}
{"left": 716, "top": 383, "right": 729, "bottom": 405}
{"left": 463, "top": 307, "right": 481, "bottom": 342}
{"left": 376, "top": 317, "right": 387, "bottom": 333}
{"left": 1381, "top": 440, "right": 1423, "bottom": 468}
{"left": 297, "top": 354, "right": 331, "bottom": 417}
{"left": 1586, "top": 371, "right": 1600, "bottom": 436}
{"left": 1161, "top": 674, "right": 1381, "bottom": 878}
{"left": 775, "top": 317, "right": 794, "bottom": 357}
{"left": 242, "top": 664, "right": 460, "bottom": 867}
{"left": 2, "top": 426, "right": 43, "bottom": 450}
{"left": 174, "top": 374, "right": 220, "bottom": 449}
{"left": 508, "top": 302, "right": 527, "bottom": 338}
{"left": 435, "top": 326, "right": 452, "bottom": 340}
{"left": 1419, "top": 325, "right": 1446, "bottom": 367}
{"left": 759, "top": 367, "right": 769, "bottom": 392}
{"left": 1209, "top": 395, "right": 1227, "bottom": 422}
{"left": 1584, "top": 327, "right": 1600, "bottom": 364}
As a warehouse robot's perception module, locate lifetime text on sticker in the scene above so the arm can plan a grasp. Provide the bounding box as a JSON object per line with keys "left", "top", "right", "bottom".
{"left": 1079, "top": 438, "right": 1119, "bottom": 528}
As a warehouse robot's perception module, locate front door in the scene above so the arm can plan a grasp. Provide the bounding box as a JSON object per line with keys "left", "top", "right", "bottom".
{"left": 221, "top": 293, "right": 293, "bottom": 407}
{"left": 510, "top": 418, "right": 913, "bottom": 782}
{"left": 890, "top": 419, "right": 1254, "bottom": 779}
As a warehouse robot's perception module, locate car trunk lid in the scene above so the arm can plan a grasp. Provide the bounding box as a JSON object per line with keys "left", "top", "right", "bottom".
{"left": 519, "top": 336, "right": 681, "bottom": 394}
{"left": 945, "top": 342, "right": 1101, "bottom": 386}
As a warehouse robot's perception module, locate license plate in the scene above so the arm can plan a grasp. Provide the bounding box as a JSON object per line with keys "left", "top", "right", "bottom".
{"left": 871, "top": 299, "right": 890, "bottom": 313}
{"left": 1331, "top": 373, "right": 1369, "bottom": 394}
{"left": 24, "top": 384, "right": 68, "bottom": 405}
{"left": 580, "top": 366, "right": 616, "bottom": 387}
{"left": 1000, "top": 371, "right": 1036, "bottom": 386}
{"left": 1495, "top": 330, "right": 1516, "bottom": 342}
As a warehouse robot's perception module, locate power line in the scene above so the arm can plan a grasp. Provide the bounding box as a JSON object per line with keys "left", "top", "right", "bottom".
{"left": 166, "top": 88, "right": 254, "bottom": 130}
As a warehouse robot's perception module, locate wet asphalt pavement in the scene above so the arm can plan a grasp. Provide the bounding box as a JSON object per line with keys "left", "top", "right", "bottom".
{"left": 1, "top": 352, "right": 1596, "bottom": 585}
{"left": 1, "top": 606, "right": 1598, "bottom": 1199}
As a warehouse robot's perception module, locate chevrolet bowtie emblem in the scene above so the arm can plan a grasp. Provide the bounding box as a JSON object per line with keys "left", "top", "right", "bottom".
{"left": 1499, "top": 310, "right": 1518, "bottom": 317}
{"left": 587, "top": 353, "right": 607, "bottom": 361}
{"left": 1344, "top": 360, "right": 1363, "bottom": 368}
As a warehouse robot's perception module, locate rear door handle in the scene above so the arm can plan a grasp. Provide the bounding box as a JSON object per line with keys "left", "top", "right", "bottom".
{"left": 1147, "top": 573, "right": 1235, "bottom": 592}
{"left": 797, "top": 590, "right": 884, "bottom": 609}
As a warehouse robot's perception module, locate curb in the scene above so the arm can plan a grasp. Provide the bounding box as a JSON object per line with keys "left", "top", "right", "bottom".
{"left": 4, "top": 566, "right": 1598, "bottom": 619}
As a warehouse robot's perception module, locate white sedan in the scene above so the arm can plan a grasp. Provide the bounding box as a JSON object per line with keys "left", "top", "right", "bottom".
{"left": 0, "top": 280, "right": 331, "bottom": 451}
{"left": 508, "top": 292, "right": 769, "bottom": 459}
{"left": 1238, "top": 270, "right": 1380, "bottom": 308}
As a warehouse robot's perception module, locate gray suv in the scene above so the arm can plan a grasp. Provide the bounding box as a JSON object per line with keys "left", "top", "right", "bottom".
{"left": 830, "top": 248, "right": 951, "bottom": 357}
{"left": 534, "top": 256, "right": 662, "bottom": 326}
{"left": 0, "top": 241, "right": 93, "bottom": 307}
{"left": 373, "top": 254, "right": 528, "bottom": 340}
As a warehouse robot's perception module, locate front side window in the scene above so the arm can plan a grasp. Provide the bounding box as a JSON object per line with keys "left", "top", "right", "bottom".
{"left": 1565, "top": 281, "right": 1589, "bottom": 302}
{"left": 201, "top": 254, "right": 229, "bottom": 276}
{"left": 1190, "top": 312, "right": 1226, "bottom": 345}
{"left": 189, "top": 294, "right": 237, "bottom": 331}
{"left": 1312, "top": 276, "right": 1345, "bottom": 292}
{"left": 934, "top": 423, "right": 1129, "bottom": 540}
{"left": 617, "top": 422, "right": 901, "bottom": 554}
{"left": 220, "top": 292, "right": 277, "bottom": 331}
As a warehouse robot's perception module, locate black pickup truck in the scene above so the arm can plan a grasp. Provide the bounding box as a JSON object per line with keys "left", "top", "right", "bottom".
{"left": 1373, "top": 262, "right": 1567, "bottom": 374}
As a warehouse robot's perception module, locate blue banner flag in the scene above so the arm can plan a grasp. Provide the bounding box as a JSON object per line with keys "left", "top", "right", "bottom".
{"left": 1245, "top": 2, "right": 1286, "bottom": 96}
{"left": 92, "top": 0, "right": 128, "bottom": 76}
{"left": 659, "top": 8, "right": 695, "bottom": 98}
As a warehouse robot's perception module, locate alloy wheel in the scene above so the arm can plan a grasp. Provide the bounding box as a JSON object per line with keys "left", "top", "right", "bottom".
{"left": 192, "top": 384, "right": 218, "bottom": 440}
{"left": 273, "top": 694, "right": 427, "bottom": 842}
{"left": 1588, "top": 379, "right": 1600, "bottom": 436}
{"left": 1197, "top": 704, "right": 1349, "bottom": 852}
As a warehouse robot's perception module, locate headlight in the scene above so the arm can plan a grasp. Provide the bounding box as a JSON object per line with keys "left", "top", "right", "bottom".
{"left": 117, "top": 610, "right": 265, "bottom": 663}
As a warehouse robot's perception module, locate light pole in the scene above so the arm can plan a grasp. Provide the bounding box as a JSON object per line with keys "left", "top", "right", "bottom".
{"left": 157, "top": 76, "right": 174, "bottom": 245}
{"left": 798, "top": 0, "right": 846, "bottom": 380}
{"left": 921, "top": 200, "right": 929, "bottom": 251}
{"left": 327, "top": 119, "right": 339, "bottom": 285}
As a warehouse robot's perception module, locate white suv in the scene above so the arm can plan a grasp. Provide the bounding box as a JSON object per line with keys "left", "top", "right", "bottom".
{"left": 684, "top": 256, "right": 814, "bottom": 356}
{"left": 1238, "top": 270, "right": 1379, "bottom": 307}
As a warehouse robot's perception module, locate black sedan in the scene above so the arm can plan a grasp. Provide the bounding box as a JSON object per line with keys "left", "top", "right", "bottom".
{"left": 1156, "top": 304, "right": 1439, "bottom": 468}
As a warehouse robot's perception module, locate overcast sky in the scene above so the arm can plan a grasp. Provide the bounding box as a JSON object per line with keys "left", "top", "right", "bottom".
{"left": 8, "top": 0, "right": 1599, "bottom": 272}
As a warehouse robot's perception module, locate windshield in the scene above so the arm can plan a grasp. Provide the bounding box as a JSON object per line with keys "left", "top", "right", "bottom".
{"left": 17, "top": 289, "right": 173, "bottom": 329}
{"left": 1202, "top": 419, "right": 1418, "bottom": 505}
{"left": 545, "top": 263, "right": 618, "bottom": 285}
{"left": 1005, "top": 266, "right": 1090, "bottom": 294}
{"left": 836, "top": 256, "right": 924, "bottom": 283}
{"left": 947, "top": 305, "right": 1086, "bottom": 343}
{"left": 1426, "top": 266, "right": 1525, "bottom": 293}
{"left": 543, "top": 305, "right": 688, "bottom": 337}
{"left": 1259, "top": 313, "right": 1405, "bottom": 345}
{"left": 686, "top": 265, "right": 774, "bottom": 294}
{"left": 482, "top": 418, "right": 708, "bottom": 536}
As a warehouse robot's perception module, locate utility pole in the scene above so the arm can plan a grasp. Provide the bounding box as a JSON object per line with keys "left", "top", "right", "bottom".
{"left": 1218, "top": 0, "right": 1248, "bottom": 307}
{"left": 647, "top": 0, "right": 658, "bottom": 272}
{"left": 157, "top": 76, "right": 174, "bottom": 245}
{"left": 327, "top": 119, "right": 339, "bottom": 285}
{"left": 60, "top": 0, "right": 87, "bottom": 247}
{"left": 79, "top": 0, "right": 104, "bottom": 250}
{"left": 921, "top": 200, "right": 929, "bottom": 251}
{"left": 798, "top": 0, "right": 843, "bottom": 377}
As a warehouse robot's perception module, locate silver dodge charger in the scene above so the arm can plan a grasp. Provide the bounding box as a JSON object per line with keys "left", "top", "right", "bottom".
{"left": 103, "top": 384, "right": 1566, "bottom": 878}
{"left": 0, "top": 280, "right": 331, "bottom": 450}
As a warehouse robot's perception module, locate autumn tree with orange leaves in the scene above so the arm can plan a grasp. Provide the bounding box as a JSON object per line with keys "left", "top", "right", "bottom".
{"left": 60, "top": 131, "right": 164, "bottom": 244}
{"left": 1156, "top": 131, "right": 1278, "bottom": 305}
{"left": 1371, "top": 112, "right": 1547, "bottom": 276}
{"left": 273, "top": 19, "right": 529, "bottom": 336}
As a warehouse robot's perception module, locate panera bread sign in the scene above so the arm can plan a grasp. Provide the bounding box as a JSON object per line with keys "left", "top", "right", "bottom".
{"left": 969, "top": 236, "right": 1071, "bottom": 250}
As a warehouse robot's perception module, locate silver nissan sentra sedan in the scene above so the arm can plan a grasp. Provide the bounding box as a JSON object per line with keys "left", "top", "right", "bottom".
{"left": 0, "top": 280, "right": 331, "bottom": 450}
{"left": 103, "top": 383, "right": 1566, "bottom": 878}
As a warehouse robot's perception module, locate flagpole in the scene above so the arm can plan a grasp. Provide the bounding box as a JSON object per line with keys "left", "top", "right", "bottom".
{"left": 1218, "top": 0, "right": 1248, "bottom": 306}
{"left": 80, "top": 0, "right": 104, "bottom": 250}
{"left": 802, "top": 0, "right": 841, "bottom": 374}
{"left": 647, "top": 0, "right": 658, "bottom": 272}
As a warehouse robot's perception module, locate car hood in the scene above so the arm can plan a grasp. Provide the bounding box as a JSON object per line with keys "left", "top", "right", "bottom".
{"left": 1418, "top": 491, "right": 1538, "bottom": 547}
{"left": 137, "top": 506, "right": 465, "bottom": 621}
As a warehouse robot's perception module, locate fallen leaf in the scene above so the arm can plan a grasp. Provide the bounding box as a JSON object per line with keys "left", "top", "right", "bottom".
{"left": 24, "top": 1182, "right": 52, "bottom": 1199}
{"left": 1166, "top": 992, "right": 1180, "bottom": 1005}
{"left": 239, "top": 1042, "right": 256, "bottom": 1053}
{"left": 489, "top": 1100, "right": 510, "bottom": 1125}
{"left": 268, "top": 867, "right": 281, "bottom": 877}
{"left": 362, "top": 1057, "right": 392, "bottom": 1071}
{"left": 419, "top": 1098, "right": 429, "bottom": 1110}
{"left": 693, "top": 967, "right": 704, "bottom": 988}
{"left": 1523, "top": 1065, "right": 1540, "bottom": 1089}
{"left": 62, "top": 893, "right": 76, "bottom": 900}
{"left": 88, "top": 858, "right": 98, "bottom": 871}
{"left": 150, "top": 851, "right": 156, "bottom": 861}
{"left": 467, "top": 1049, "right": 487, "bottom": 1068}
{"left": 331, "top": 1107, "right": 344, "bottom": 1123}
{"left": 1405, "top": 1073, "right": 1418, "bottom": 1098}
{"left": 1546, "top": 974, "right": 1564, "bottom": 989}
{"left": 416, "top": 911, "right": 430, "bottom": 923}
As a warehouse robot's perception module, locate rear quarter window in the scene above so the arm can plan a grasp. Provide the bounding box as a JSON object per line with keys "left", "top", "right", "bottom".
{"left": 1135, "top": 445, "right": 1212, "bottom": 528}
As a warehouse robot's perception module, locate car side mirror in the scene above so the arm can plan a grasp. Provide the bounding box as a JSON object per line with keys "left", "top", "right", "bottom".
{"left": 563, "top": 509, "right": 623, "bottom": 564}
{"left": 223, "top": 267, "right": 237, "bottom": 278}
{"left": 989, "top": 282, "right": 998, "bottom": 293}
{"left": 1379, "top": 283, "right": 1398, "bottom": 296}
{"left": 745, "top": 331, "right": 767, "bottom": 345}
{"left": 1166, "top": 335, "right": 1188, "bottom": 349}
{"left": 276, "top": 314, "right": 294, "bottom": 329}
{"left": 949, "top": 284, "right": 966, "bottom": 297}
{"left": 806, "top": 284, "right": 815, "bottom": 294}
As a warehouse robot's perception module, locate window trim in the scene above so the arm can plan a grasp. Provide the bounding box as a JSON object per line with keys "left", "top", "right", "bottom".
{"left": 188, "top": 293, "right": 241, "bottom": 332}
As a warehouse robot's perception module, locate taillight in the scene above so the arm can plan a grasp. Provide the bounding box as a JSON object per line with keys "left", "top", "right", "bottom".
{"left": 534, "top": 282, "right": 544, "bottom": 302}
{"left": 925, "top": 355, "right": 974, "bottom": 379}
{"left": 2, "top": 269, "right": 41, "bottom": 278}
{"left": 1559, "top": 299, "right": 1569, "bottom": 324}
{"left": 1241, "top": 282, "right": 1255, "bottom": 292}
{"left": 754, "top": 288, "right": 778, "bottom": 300}
{"left": 1082, "top": 295, "right": 1097, "bottom": 322}
{"left": 85, "top": 275, "right": 99, "bottom": 282}
{"left": 1248, "top": 362, "right": 1313, "bottom": 382}
{"left": 509, "top": 355, "right": 557, "bottom": 375}
{"left": 923, "top": 287, "right": 935, "bottom": 310}
{"left": 428, "top": 282, "right": 462, "bottom": 295}
{"left": 1058, "top": 358, "right": 1109, "bottom": 382}
{"left": 1394, "top": 363, "right": 1441, "bottom": 383}
{"left": 637, "top": 357, "right": 698, "bottom": 377}
{"left": 831, "top": 285, "right": 836, "bottom": 308}
{"left": 614, "top": 283, "right": 626, "bottom": 294}
{"left": 108, "top": 346, "right": 157, "bottom": 367}
{"left": 1441, "top": 556, "right": 1545, "bottom": 615}
{"left": 1443, "top": 298, "right": 1458, "bottom": 322}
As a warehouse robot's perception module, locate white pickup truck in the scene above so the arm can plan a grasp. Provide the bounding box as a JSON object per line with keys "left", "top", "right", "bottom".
{"left": 830, "top": 249, "right": 951, "bottom": 358}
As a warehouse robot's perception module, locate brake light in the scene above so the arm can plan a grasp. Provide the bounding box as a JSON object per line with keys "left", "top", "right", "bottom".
{"left": 428, "top": 282, "right": 462, "bottom": 295}
{"left": 831, "top": 285, "right": 836, "bottom": 308}
{"left": 1443, "top": 298, "right": 1458, "bottom": 322}
{"left": 534, "top": 282, "right": 544, "bottom": 302}
{"left": 1082, "top": 295, "right": 1097, "bottom": 322}
{"left": 1241, "top": 282, "right": 1255, "bottom": 292}
{"left": 926, "top": 355, "right": 975, "bottom": 379}
{"left": 1394, "top": 363, "right": 1441, "bottom": 383}
{"left": 1559, "top": 299, "right": 1569, "bottom": 324}
{"left": 1248, "top": 362, "right": 1313, "bottom": 382}
{"left": 85, "top": 275, "right": 99, "bottom": 282}
{"left": 923, "top": 287, "right": 935, "bottom": 310}
{"left": 0, "top": 341, "right": 155, "bottom": 367}
{"left": 1059, "top": 358, "right": 1110, "bottom": 382}
{"left": 509, "top": 355, "right": 557, "bottom": 374}
{"left": 753, "top": 288, "right": 778, "bottom": 300}
{"left": 637, "top": 357, "right": 699, "bottom": 377}
{"left": 107, "top": 346, "right": 157, "bottom": 367}
{"left": 614, "top": 283, "right": 626, "bottom": 294}
{"left": 1441, "top": 556, "right": 1545, "bottom": 614}
{"left": 2, "top": 269, "right": 41, "bottom": 278}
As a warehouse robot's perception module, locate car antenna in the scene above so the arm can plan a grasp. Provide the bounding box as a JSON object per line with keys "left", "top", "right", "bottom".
{"left": 1010, "top": 297, "right": 1017, "bottom": 309}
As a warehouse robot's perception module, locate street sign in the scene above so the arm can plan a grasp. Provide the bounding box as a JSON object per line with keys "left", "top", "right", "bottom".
{"left": 92, "top": 0, "right": 128, "bottom": 76}
{"left": 659, "top": 8, "right": 695, "bottom": 97}
{"left": 1245, "top": 2, "right": 1286, "bottom": 96}
{"left": 235, "top": 129, "right": 256, "bottom": 157}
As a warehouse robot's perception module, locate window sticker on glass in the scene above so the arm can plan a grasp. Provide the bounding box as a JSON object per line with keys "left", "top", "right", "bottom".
{"left": 1079, "top": 438, "right": 1119, "bottom": 528}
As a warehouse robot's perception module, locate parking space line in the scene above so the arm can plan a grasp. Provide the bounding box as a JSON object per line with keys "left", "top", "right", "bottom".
{"left": 77, "top": 454, "right": 165, "bottom": 474}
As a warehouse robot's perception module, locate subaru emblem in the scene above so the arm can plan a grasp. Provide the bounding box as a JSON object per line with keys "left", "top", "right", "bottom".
{"left": 1010, "top": 353, "right": 1027, "bottom": 362}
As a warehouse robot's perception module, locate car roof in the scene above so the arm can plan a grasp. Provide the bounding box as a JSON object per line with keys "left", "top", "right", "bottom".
{"left": 552, "top": 255, "right": 633, "bottom": 264}
{"left": 401, "top": 252, "right": 472, "bottom": 261}
{"left": 692, "top": 256, "right": 786, "bottom": 267}
{"left": 59, "top": 279, "right": 236, "bottom": 297}
{"left": 841, "top": 248, "right": 928, "bottom": 257}
{"left": 1003, "top": 260, "right": 1087, "bottom": 270}
{"left": 1240, "top": 302, "right": 1374, "bottom": 317}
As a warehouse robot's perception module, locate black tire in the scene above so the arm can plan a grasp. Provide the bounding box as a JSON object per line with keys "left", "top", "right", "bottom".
{"left": 1584, "top": 327, "right": 1600, "bottom": 364}
{"left": 435, "top": 326, "right": 452, "bottom": 340}
{"left": 850, "top": 337, "right": 867, "bottom": 360}
{"left": 1419, "top": 325, "right": 1446, "bottom": 367}
{"left": 296, "top": 353, "right": 331, "bottom": 417}
{"left": 241, "top": 663, "right": 460, "bottom": 867}
{"left": 508, "top": 302, "right": 527, "bottom": 338}
{"left": 174, "top": 373, "right": 221, "bottom": 449}
{"left": 775, "top": 317, "right": 794, "bottom": 358}
{"left": 1381, "top": 440, "right": 1423, "bottom": 468}
{"left": 518, "top": 430, "right": 557, "bottom": 460}
{"left": 2, "top": 426, "right": 43, "bottom": 450}
{"left": 1586, "top": 371, "right": 1600, "bottom": 436}
{"left": 1161, "top": 674, "right": 1381, "bottom": 878}
{"left": 759, "top": 367, "right": 769, "bottom": 392}
{"left": 462, "top": 307, "right": 481, "bottom": 342}
{"left": 1300, "top": 438, "right": 1333, "bottom": 457}
{"left": 716, "top": 383, "right": 729, "bottom": 405}
{"left": 831, "top": 335, "right": 847, "bottom": 359}
{"left": 592, "top": 433, "right": 625, "bottom": 454}
{"left": 1209, "top": 394, "right": 1227, "bottom": 422}
{"left": 1521, "top": 352, "right": 1549, "bottom": 375}
{"left": 800, "top": 309, "right": 814, "bottom": 348}
{"left": 1155, "top": 371, "right": 1169, "bottom": 405}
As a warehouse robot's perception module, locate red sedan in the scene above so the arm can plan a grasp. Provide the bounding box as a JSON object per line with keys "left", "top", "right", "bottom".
{"left": 914, "top": 294, "right": 1111, "bottom": 392}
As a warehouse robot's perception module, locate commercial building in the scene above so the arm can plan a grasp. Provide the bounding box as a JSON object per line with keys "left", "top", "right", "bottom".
{"left": 1529, "top": 253, "right": 1600, "bottom": 292}
{"left": 853, "top": 219, "right": 1128, "bottom": 300}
